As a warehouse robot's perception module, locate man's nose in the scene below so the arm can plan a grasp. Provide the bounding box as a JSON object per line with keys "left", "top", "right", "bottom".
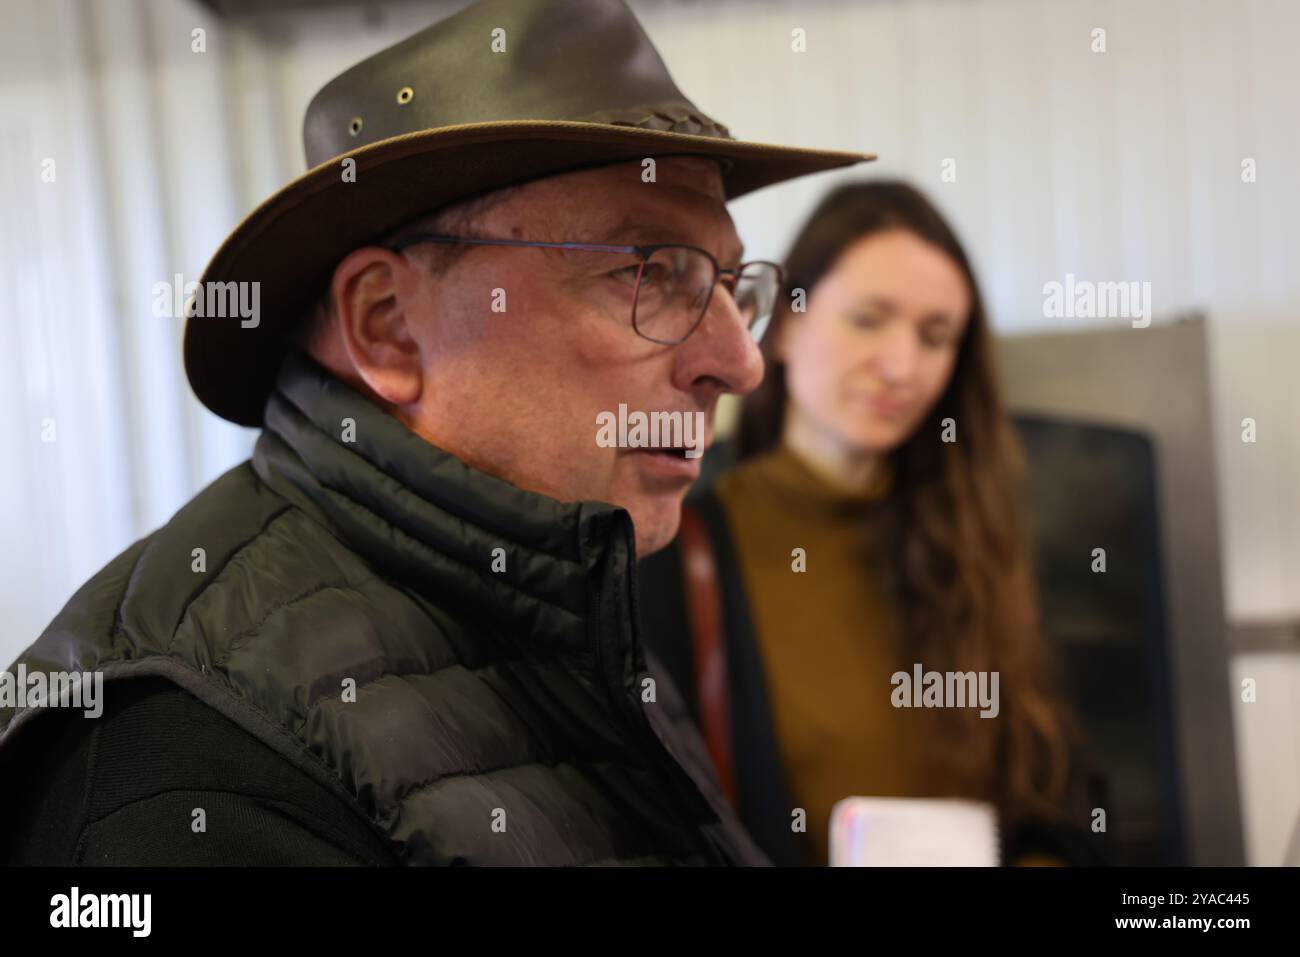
{"left": 671, "top": 285, "right": 765, "bottom": 396}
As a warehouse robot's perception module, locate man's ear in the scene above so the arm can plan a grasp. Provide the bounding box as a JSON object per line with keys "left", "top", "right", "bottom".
{"left": 332, "top": 246, "right": 424, "bottom": 406}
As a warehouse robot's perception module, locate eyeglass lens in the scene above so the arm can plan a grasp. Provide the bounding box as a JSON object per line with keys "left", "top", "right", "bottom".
{"left": 632, "top": 247, "right": 778, "bottom": 344}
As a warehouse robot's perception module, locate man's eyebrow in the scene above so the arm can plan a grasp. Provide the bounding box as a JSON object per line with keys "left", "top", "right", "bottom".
{"left": 602, "top": 215, "right": 744, "bottom": 264}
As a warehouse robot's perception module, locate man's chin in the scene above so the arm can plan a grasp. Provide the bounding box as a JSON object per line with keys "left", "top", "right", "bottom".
{"left": 626, "top": 499, "right": 684, "bottom": 558}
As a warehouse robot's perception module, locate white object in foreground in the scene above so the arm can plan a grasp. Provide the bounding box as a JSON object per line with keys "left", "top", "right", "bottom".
{"left": 829, "top": 796, "right": 1000, "bottom": 867}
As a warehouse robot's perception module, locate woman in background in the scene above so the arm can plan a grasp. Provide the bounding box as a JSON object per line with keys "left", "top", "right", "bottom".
{"left": 641, "top": 181, "right": 1102, "bottom": 866}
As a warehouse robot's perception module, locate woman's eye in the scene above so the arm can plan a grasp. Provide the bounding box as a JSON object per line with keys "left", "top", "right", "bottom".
{"left": 922, "top": 324, "right": 958, "bottom": 348}
{"left": 848, "top": 313, "right": 882, "bottom": 329}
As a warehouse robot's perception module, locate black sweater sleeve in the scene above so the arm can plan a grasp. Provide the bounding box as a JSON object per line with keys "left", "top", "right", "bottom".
{"left": 0, "top": 676, "right": 398, "bottom": 866}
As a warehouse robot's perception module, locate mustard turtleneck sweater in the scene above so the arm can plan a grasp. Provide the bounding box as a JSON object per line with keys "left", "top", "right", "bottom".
{"left": 713, "top": 442, "right": 992, "bottom": 866}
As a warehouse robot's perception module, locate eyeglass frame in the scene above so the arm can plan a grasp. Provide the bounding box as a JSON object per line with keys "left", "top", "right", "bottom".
{"left": 383, "top": 232, "right": 784, "bottom": 345}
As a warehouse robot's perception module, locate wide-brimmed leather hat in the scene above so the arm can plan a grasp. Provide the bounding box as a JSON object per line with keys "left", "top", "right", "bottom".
{"left": 185, "top": 0, "right": 874, "bottom": 426}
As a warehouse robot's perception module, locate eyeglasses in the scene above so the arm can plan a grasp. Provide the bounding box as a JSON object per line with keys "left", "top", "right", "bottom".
{"left": 385, "top": 233, "right": 783, "bottom": 345}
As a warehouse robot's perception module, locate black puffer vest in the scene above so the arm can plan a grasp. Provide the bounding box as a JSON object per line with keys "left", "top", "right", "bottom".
{"left": 0, "top": 352, "right": 768, "bottom": 866}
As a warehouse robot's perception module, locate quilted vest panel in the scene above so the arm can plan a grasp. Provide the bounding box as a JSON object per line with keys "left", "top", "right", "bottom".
{"left": 0, "top": 353, "right": 768, "bottom": 866}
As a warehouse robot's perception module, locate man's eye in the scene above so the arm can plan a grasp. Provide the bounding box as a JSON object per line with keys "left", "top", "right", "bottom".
{"left": 608, "top": 264, "right": 642, "bottom": 286}
{"left": 848, "top": 313, "right": 882, "bottom": 329}
{"left": 610, "top": 263, "right": 672, "bottom": 286}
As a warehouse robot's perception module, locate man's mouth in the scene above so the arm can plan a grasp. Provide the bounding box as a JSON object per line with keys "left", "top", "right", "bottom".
{"left": 627, "top": 444, "right": 707, "bottom": 482}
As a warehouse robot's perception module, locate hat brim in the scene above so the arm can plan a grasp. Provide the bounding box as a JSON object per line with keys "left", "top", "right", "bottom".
{"left": 184, "top": 120, "right": 874, "bottom": 426}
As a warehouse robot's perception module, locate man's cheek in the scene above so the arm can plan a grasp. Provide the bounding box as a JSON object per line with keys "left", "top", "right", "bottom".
{"left": 559, "top": 436, "right": 615, "bottom": 499}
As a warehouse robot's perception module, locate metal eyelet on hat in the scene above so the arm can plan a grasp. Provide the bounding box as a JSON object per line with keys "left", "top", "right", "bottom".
{"left": 348, "top": 117, "right": 363, "bottom": 136}
{"left": 396, "top": 86, "right": 414, "bottom": 105}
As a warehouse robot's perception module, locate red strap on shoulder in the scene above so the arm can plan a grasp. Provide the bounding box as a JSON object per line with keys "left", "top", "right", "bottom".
{"left": 677, "top": 506, "right": 736, "bottom": 804}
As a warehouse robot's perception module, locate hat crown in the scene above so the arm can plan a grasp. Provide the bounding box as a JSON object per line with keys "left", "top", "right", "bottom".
{"left": 303, "top": 0, "right": 731, "bottom": 168}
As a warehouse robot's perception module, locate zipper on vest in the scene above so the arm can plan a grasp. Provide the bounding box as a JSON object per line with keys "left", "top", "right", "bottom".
{"left": 587, "top": 526, "right": 728, "bottom": 865}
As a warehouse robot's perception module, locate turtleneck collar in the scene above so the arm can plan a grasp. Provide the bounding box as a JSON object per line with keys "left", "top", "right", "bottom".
{"left": 250, "top": 351, "right": 636, "bottom": 660}
{"left": 744, "top": 440, "right": 894, "bottom": 516}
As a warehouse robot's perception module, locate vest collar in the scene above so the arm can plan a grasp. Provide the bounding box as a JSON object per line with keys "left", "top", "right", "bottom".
{"left": 252, "top": 351, "right": 636, "bottom": 662}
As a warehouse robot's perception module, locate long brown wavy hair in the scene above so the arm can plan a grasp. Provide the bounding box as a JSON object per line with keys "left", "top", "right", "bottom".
{"left": 738, "top": 180, "right": 1077, "bottom": 826}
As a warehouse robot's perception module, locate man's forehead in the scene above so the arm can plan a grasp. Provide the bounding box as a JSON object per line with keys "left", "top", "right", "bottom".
{"left": 597, "top": 208, "right": 743, "bottom": 258}
{"left": 558, "top": 184, "right": 740, "bottom": 252}
{"left": 490, "top": 156, "right": 742, "bottom": 255}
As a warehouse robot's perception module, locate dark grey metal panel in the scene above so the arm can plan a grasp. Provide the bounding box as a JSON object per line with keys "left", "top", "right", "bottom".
{"left": 996, "top": 315, "right": 1244, "bottom": 866}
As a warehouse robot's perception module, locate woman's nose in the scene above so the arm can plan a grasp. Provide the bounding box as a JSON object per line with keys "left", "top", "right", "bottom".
{"left": 871, "top": 322, "right": 922, "bottom": 386}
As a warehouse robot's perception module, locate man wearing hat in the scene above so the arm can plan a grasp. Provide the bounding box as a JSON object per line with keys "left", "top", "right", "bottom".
{"left": 0, "top": 0, "right": 869, "bottom": 865}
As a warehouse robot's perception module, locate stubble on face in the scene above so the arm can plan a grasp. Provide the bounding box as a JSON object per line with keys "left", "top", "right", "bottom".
{"left": 396, "top": 156, "right": 744, "bottom": 556}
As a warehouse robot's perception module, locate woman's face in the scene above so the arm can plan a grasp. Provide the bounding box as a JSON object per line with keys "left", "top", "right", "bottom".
{"left": 778, "top": 228, "right": 972, "bottom": 457}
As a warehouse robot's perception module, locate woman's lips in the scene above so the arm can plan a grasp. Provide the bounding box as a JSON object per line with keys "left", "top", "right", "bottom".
{"left": 868, "top": 395, "right": 909, "bottom": 418}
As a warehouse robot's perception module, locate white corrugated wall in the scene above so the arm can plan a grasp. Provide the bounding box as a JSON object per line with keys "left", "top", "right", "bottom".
{"left": 0, "top": 0, "right": 1295, "bottom": 861}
